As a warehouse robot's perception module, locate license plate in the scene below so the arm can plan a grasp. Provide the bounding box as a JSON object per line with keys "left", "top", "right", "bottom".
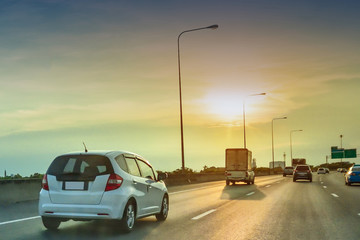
{"left": 64, "top": 181, "right": 85, "bottom": 190}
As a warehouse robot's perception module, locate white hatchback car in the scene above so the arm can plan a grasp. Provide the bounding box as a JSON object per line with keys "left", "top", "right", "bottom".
{"left": 39, "top": 150, "right": 169, "bottom": 232}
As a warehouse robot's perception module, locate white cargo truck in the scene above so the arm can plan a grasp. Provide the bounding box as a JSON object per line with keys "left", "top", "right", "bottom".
{"left": 225, "top": 148, "right": 255, "bottom": 185}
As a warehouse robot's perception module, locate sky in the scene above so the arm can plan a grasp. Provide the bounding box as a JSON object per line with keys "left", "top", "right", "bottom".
{"left": 1, "top": 0, "right": 360, "bottom": 176}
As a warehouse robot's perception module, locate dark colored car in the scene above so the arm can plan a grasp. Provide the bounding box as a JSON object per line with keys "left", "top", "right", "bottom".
{"left": 283, "top": 166, "right": 294, "bottom": 176}
{"left": 293, "top": 165, "right": 312, "bottom": 182}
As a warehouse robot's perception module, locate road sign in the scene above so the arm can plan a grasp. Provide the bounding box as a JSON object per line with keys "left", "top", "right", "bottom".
{"left": 331, "top": 146, "right": 357, "bottom": 159}
{"left": 345, "top": 149, "right": 357, "bottom": 158}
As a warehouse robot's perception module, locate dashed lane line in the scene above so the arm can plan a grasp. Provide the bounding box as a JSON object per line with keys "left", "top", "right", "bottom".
{"left": 246, "top": 192, "right": 255, "bottom": 196}
{"left": 331, "top": 193, "right": 339, "bottom": 198}
{"left": 192, "top": 209, "right": 216, "bottom": 220}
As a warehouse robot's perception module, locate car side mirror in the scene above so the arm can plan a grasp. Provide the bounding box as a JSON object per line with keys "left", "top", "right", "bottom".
{"left": 158, "top": 172, "right": 168, "bottom": 181}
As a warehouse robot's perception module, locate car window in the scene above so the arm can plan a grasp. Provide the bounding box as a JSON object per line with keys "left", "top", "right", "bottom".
{"left": 136, "top": 158, "right": 156, "bottom": 180}
{"left": 47, "top": 155, "right": 114, "bottom": 176}
{"left": 352, "top": 167, "right": 360, "bottom": 172}
{"left": 115, "top": 155, "right": 129, "bottom": 172}
{"left": 124, "top": 157, "right": 141, "bottom": 177}
{"left": 296, "top": 166, "right": 310, "bottom": 171}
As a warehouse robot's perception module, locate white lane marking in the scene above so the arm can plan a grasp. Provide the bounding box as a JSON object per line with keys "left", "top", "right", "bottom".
{"left": 265, "top": 185, "right": 271, "bottom": 188}
{"left": 331, "top": 193, "right": 339, "bottom": 198}
{"left": 246, "top": 192, "right": 255, "bottom": 196}
{"left": 169, "top": 186, "right": 217, "bottom": 195}
{"left": 0, "top": 216, "right": 40, "bottom": 226}
{"left": 192, "top": 209, "right": 216, "bottom": 220}
{"left": 323, "top": 186, "right": 327, "bottom": 189}
{"left": 321, "top": 182, "right": 324, "bottom": 184}
{"left": 358, "top": 213, "right": 360, "bottom": 216}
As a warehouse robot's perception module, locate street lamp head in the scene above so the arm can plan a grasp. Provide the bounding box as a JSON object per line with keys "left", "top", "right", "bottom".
{"left": 207, "top": 24, "right": 219, "bottom": 30}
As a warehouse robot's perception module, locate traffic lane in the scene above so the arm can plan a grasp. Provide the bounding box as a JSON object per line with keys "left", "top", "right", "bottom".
{"left": 0, "top": 200, "right": 39, "bottom": 222}
{"left": 0, "top": 176, "right": 283, "bottom": 240}
{"left": 249, "top": 173, "right": 360, "bottom": 240}
{"left": 0, "top": 175, "right": 283, "bottom": 223}
{"left": 317, "top": 172, "right": 360, "bottom": 219}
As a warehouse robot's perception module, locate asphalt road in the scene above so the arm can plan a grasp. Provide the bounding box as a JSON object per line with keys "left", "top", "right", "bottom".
{"left": 1, "top": 173, "right": 360, "bottom": 240}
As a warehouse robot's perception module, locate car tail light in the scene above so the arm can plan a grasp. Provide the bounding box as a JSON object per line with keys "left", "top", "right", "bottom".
{"left": 105, "top": 174, "right": 123, "bottom": 191}
{"left": 351, "top": 172, "right": 356, "bottom": 176}
{"left": 42, "top": 174, "right": 49, "bottom": 191}
{"left": 225, "top": 172, "right": 231, "bottom": 176}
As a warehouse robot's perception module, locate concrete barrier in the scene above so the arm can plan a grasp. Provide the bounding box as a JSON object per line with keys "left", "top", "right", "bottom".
{"left": 0, "top": 179, "right": 42, "bottom": 204}
{"left": 1, "top": 173, "right": 274, "bottom": 204}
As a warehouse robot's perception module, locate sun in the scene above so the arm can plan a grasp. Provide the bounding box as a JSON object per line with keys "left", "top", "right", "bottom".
{"left": 200, "top": 89, "right": 267, "bottom": 123}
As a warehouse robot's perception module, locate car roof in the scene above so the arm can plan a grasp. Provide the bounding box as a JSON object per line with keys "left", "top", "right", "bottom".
{"left": 58, "top": 150, "right": 144, "bottom": 159}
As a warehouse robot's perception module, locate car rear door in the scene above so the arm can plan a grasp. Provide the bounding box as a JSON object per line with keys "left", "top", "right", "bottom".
{"left": 46, "top": 155, "right": 113, "bottom": 205}
{"left": 123, "top": 156, "right": 149, "bottom": 216}
{"left": 136, "top": 158, "right": 163, "bottom": 214}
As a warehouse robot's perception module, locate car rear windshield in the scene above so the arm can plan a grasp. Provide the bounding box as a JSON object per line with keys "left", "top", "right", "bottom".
{"left": 352, "top": 167, "right": 360, "bottom": 172}
{"left": 296, "top": 166, "right": 310, "bottom": 171}
{"left": 285, "top": 167, "right": 293, "bottom": 169}
{"left": 47, "top": 155, "right": 114, "bottom": 181}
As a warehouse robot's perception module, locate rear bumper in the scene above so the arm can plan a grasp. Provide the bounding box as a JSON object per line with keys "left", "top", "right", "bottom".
{"left": 294, "top": 173, "right": 312, "bottom": 179}
{"left": 38, "top": 189, "right": 127, "bottom": 220}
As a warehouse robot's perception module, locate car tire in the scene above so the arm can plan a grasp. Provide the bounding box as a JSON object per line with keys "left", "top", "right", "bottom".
{"left": 283, "top": 174, "right": 286, "bottom": 177}
{"left": 348, "top": 182, "right": 352, "bottom": 186}
{"left": 309, "top": 178, "right": 312, "bottom": 182}
{"left": 156, "top": 195, "right": 169, "bottom": 221}
{"left": 226, "top": 180, "right": 230, "bottom": 186}
{"left": 120, "top": 200, "right": 136, "bottom": 233}
{"left": 293, "top": 178, "right": 296, "bottom": 182}
{"left": 42, "top": 216, "right": 61, "bottom": 230}
{"left": 252, "top": 177, "right": 255, "bottom": 184}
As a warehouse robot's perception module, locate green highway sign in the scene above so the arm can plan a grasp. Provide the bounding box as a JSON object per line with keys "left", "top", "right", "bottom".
{"left": 331, "top": 146, "right": 357, "bottom": 159}
{"left": 331, "top": 151, "right": 344, "bottom": 159}
{"left": 345, "top": 149, "right": 357, "bottom": 158}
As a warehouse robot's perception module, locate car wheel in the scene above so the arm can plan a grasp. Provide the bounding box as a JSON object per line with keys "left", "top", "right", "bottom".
{"left": 309, "top": 178, "right": 312, "bottom": 182}
{"left": 283, "top": 174, "right": 286, "bottom": 177}
{"left": 252, "top": 177, "right": 255, "bottom": 184}
{"left": 156, "top": 195, "right": 169, "bottom": 221}
{"left": 42, "top": 216, "right": 61, "bottom": 230}
{"left": 121, "top": 200, "right": 136, "bottom": 233}
{"left": 348, "top": 182, "right": 352, "bottom": 186}
{"left": 293, "top": 178, "right": 296, "bottom": 182}
{"left": 226, "top": 180, "right": 230, "bottom": 186}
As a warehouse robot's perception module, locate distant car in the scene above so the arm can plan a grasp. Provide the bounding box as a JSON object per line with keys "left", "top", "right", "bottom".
{"left": 345, "top": 165, "right": 360, "bottom": 186}
{"left": 283, "top": 166, "right": 294, "bottom": 176}
{"left": 317, "top": 168, "right": 326, "bottom": 174}
{"left": 293, "top": 165, "right": 312, "bottom": 182}
{"left": 39, "top": 150, "right": 169, "bottom": 232}
{"left": 325, "top": 168, "right": 330, "bottom": 173}
{"left": 340, "top": 168, "right": 348, "bottom": 173}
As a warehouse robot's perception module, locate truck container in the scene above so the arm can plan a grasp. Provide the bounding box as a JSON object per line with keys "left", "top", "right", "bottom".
{"left": 292, "top": 158, "right": 306, "bottom": 167}
{"left": 225, "top": 148, "right": 255, "bottom": 185}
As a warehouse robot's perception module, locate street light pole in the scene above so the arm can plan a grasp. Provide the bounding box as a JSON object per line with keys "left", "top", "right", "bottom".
{"left": 243, "top": 93, "right": 266, "bottom": 149}
{"left": 290, "top": 129, "right": 303, "bottom": 165}
{"left": 271, "top": 117, "right": 287, "bottom": 173}
{"left": 177, "top": 24, "right": 218, "bottom": 174}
